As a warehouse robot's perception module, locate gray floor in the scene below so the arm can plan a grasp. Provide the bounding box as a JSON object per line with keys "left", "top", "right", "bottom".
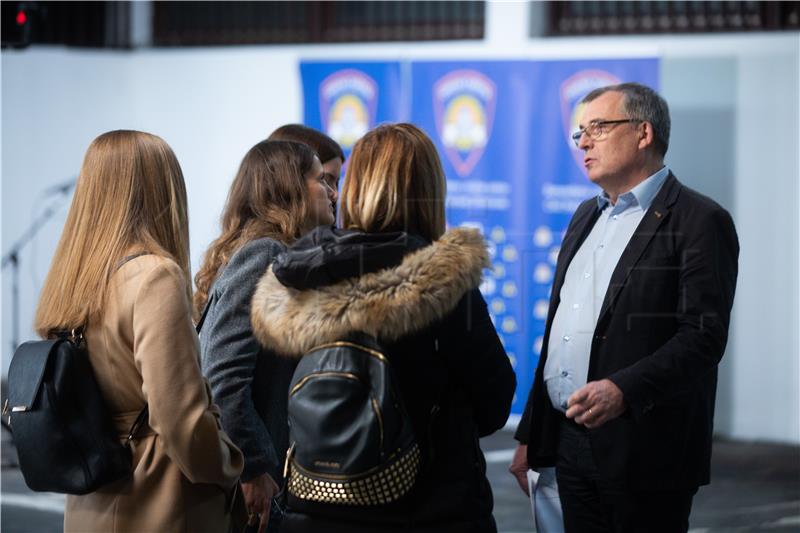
{"left": 483, "top": 431, "right": 800, "bottom": 532}
{"left": 2, "top": 427, "right": 799, "bottom": 532}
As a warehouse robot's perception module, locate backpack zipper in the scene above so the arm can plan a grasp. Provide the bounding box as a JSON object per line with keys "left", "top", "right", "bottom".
{"left": 371, "top": 397, "right": 384, "bottom": 455}
{"left": 290, "top": 371, "right": 363, "bottom": 396}
{"left": 283, "top": 441, "right": 296, "bottom": 480}
{"left": 307, "top": 341, "right": 388, "bottom": 364}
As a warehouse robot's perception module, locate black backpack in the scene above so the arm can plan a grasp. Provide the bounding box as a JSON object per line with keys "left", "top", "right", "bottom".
{"left": 2, "top": 253, "right": 212, "bottom": 495}
{"left": 4, "top": 330, "right": 147, "bottom": 494}
{"left": 3, "top": 282, "right": 211, "bottom": 494}
{"left": 283, "top": 334, "right": 421, "bottom": 509}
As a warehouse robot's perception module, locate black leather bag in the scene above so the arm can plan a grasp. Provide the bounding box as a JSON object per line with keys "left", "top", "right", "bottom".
{"left": 4, "top": 330, "right": 147, "bottom": 494}
{"left": 2, "top": 253, "right": 155, "bottom": 495}
{"left": 3, "top": 270, "right": 213, "bottom": 495}
{"left": 283, "top": 334, "right": 421, "bottom": 510}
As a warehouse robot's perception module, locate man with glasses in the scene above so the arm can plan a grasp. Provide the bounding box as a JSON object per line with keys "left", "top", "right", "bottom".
{"left": 510, "top": 83, "right": 739, "bottom": 532}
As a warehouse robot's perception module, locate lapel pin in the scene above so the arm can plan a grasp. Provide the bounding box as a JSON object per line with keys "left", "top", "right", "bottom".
{"left": 654, "top": 210, "right": 662, "bottom": 218}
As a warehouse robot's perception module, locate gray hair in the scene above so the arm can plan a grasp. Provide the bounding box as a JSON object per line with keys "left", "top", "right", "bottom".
{"left": 582, "top": 82, "right": 670, "bottom": 158}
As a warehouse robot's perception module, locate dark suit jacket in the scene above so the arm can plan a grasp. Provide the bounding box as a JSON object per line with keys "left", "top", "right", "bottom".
{"left": 515, "top": 173, "right": 739, "bottom": 491}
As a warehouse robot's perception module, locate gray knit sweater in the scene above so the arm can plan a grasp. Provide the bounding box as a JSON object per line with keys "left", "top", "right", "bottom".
{"left": 200, "top": 237, "right": 297, "bottom": 483}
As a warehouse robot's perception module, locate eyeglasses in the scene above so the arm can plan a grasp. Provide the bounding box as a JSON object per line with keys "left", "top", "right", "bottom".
{"left": 571, "top": 119, "right": 641, "bottom": 147}
{"left": 319, "top": 174, "right": 337, "bottom": 196}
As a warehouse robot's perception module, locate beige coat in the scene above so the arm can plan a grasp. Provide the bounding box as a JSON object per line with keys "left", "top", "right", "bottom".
{"left": 64, "top": 254, "right": 243, "bottom": 533}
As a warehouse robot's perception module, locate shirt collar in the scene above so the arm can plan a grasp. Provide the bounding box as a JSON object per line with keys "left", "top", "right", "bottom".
{"left": 596, "top": 166, "right": 670, "bottom": 212}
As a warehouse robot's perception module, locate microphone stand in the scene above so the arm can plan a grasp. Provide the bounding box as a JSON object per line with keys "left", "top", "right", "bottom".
{"left": 1, "top": 185, "right": 74, "bottom": 357}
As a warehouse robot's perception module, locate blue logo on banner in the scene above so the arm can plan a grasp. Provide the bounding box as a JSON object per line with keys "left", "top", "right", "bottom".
{"left": 433, "top": 70, "right": 496, "bottom": 178}
{"left": 560, "top": 70, "right": 621, "bottom": 172}
{"left": 320, "top": 69, "right": 378, "bottom": 150}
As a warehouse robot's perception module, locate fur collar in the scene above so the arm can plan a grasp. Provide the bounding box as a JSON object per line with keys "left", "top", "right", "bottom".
{"left": 251, "top": 227, "right": 488, "bottom": 357}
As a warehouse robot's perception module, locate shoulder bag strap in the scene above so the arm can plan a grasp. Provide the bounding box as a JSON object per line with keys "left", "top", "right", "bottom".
{"left": 195, "top": 293, "right": 214, "bottom": 334}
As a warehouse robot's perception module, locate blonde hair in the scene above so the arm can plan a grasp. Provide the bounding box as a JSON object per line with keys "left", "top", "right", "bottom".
{"left": 193, "top": 140, "right": 316, "bottom": 315}
{"left": 35, "top": 130, "right": 191, "bottom": 337}
{"left": 340, "top": 123, "right": 446, "bottom": 241}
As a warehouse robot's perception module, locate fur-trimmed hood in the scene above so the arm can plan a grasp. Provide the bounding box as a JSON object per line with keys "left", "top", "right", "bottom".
{"left": 251, "top": 227, "right": 489, "bottom": 357}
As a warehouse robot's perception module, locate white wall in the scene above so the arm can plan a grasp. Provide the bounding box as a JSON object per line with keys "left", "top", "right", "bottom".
{"left": 2, "top": 2, "right": 798, "bottom": 443}
{"left": 728, "top": 50, "right": 799, "bottom": 442}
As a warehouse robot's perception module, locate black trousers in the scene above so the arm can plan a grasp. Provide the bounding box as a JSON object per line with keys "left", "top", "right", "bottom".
{"left": 555, "top": 418, "right": 696, "bottom": 533}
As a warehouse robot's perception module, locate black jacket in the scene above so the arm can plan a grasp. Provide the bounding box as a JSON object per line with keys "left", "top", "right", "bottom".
{"left": 516, "top": 174, "right": 739, "bottom": 491}
{"left": 250, "top": 226, "right": 516, "bottom": 533}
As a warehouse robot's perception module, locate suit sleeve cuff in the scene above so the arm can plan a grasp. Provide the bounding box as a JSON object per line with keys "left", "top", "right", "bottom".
{"left": 608, "top": 369, "right": 654, "bottom": 423}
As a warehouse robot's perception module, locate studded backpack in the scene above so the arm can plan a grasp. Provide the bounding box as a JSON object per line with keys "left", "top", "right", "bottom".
{"left": 283, "top": 334, "right": 421, "bottom": 510}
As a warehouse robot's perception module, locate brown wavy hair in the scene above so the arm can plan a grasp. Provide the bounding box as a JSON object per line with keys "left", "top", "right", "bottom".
{"left": 193, "top": 140, "right": 316, "bottom": 315}
{"left": 35, "top": 130, "right": 190, "bottom": 337}
{"left": 340, "top": 123, "right": 446, "bottom": 242}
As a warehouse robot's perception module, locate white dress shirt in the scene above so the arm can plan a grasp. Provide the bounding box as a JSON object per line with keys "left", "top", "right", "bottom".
{"left": 544, "top": 167, "right": 670, "bottom": 412}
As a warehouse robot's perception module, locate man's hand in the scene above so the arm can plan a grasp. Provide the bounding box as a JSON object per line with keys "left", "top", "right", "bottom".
{"left": 508, "top": 444, "right": 530, "bottom": 496}
{"left": 566, "top": 379, "right": 626, "bottom": 429}
{"left": 241, "top": 472, "right": 280, "bottom": 533}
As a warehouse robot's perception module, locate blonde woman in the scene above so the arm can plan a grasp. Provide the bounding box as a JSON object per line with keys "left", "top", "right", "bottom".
{"left": 251, "top": 123, "right": 516, "bottom": 533}
{"left": 195, "top": 140, "right": 336, "bottom": 533}
{"left": 35, "top": 130, "right": 243, "bottom": 533}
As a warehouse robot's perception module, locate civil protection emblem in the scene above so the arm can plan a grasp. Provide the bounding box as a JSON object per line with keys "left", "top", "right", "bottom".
{"left": 560, "top": 70, "right": 621, "bottom": 171}
{"left": 433, "top": 70, "right": 496, "bottom": 177}
{"left": 320, "top": 69, "right": 377, "bottom": 150}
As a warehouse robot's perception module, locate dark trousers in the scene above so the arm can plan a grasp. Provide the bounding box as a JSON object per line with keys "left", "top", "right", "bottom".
{"left": 555, "top": 418, "right": 696, "bottom": 533}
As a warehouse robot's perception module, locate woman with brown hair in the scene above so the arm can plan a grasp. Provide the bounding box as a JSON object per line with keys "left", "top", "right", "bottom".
{"left": 251, "top": 123, "right": 516, "bottom": 532}
{"left": 196, "top": 140, "right": 336, "bottom": 533}
{"left": 268, "top": 124, "right": 344, "bottom": 207}
{"left": 35, "top": 130, "right": 244, "bottom": 533}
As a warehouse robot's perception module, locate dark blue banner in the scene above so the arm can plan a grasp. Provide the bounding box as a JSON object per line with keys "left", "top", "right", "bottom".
{"left": 409, "top": 61, "right": 544, "bottom": 416}
{"left": 302, "top": 58, "right": 659, "bottom": 415}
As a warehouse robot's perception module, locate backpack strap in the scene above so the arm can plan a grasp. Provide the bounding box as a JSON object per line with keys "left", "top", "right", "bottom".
{"left": 124, "top": 259, "right": 213, "bottom": 446}
{"left": 115, "top": 252, "right": 153, "bottom": 442}
{"left": 125, "top": 405, "right": 150, "bottom": 448}
{"left": 115, "top": 251, "right": 150, "bottom": 270}
{"left": 122, "top": 255, "right": 213, "bottom": 444}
